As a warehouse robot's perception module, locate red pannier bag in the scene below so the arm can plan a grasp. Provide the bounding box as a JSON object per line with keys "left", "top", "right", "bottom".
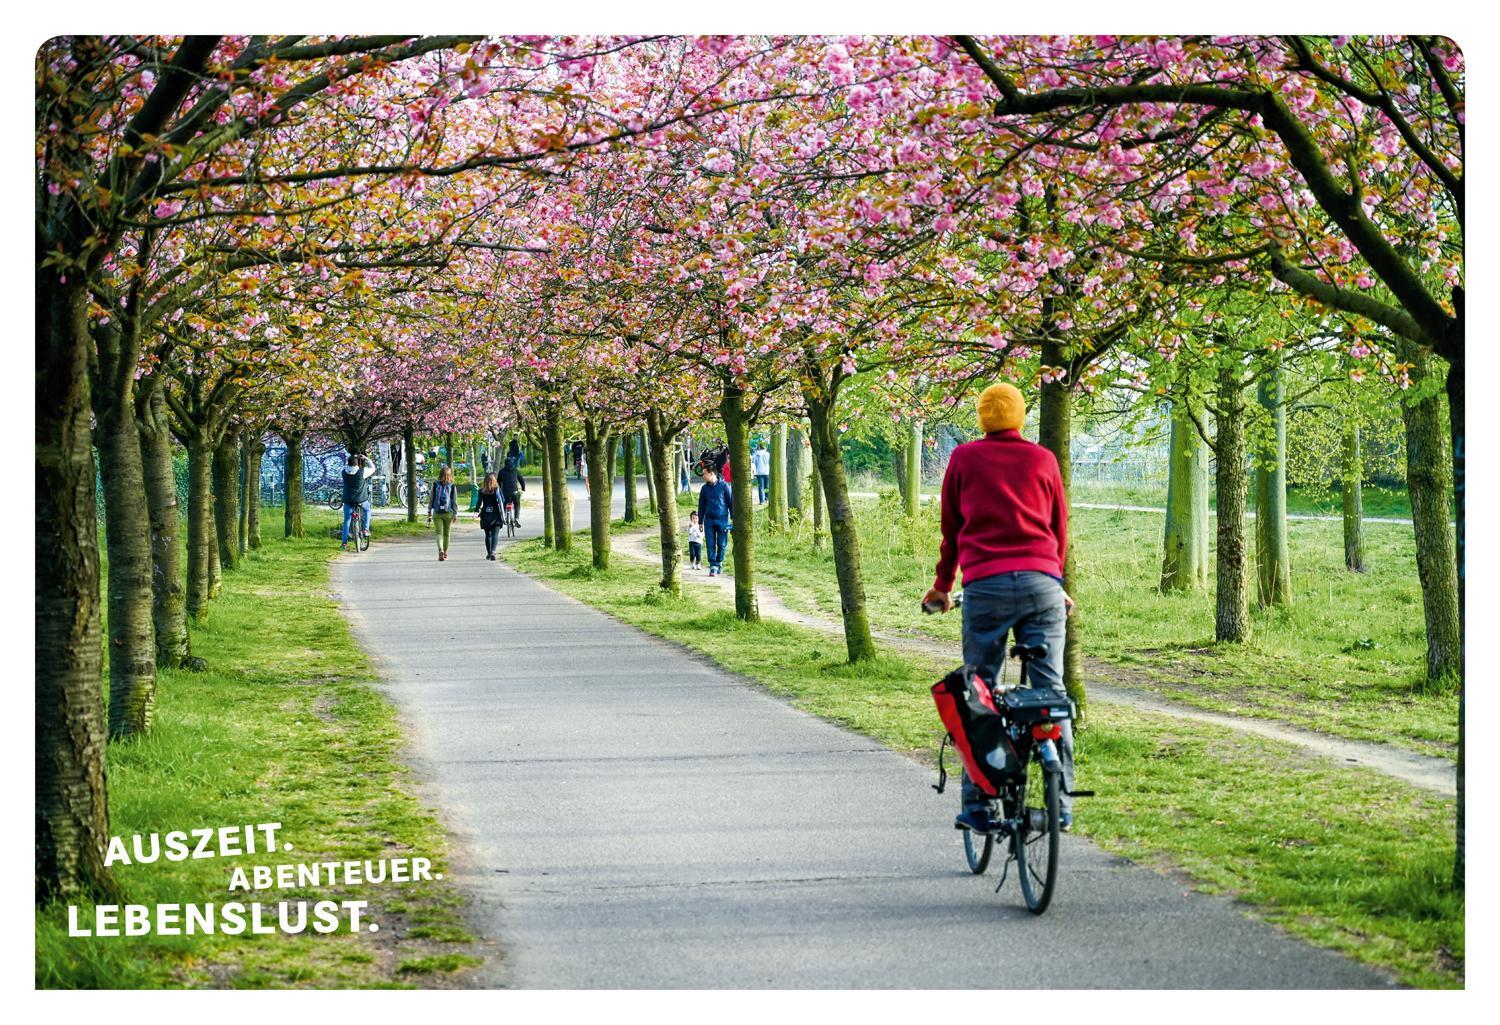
{"left": 930, "top": 666, "right": 1021, "bottom": 797}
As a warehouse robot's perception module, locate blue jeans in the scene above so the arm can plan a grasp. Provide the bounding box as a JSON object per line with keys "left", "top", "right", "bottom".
{"left": 704, "top": 520, "right": 729, "bottom": 571}
{"left": 959, "top": 571, "right": 1076, "bottom": 818}
{"left": 755, "top": 473, "right": 769, "bottom": 504}
{"left": 341, "top": 501, "right": 371, "bottom": 543}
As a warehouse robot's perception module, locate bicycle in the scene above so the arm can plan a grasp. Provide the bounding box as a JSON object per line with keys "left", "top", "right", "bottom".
{"left": 924, "top": 593, "right": 1089, "bottom": 915}
{"left": 504, "top": 499, "right": 519, "bottom": 539}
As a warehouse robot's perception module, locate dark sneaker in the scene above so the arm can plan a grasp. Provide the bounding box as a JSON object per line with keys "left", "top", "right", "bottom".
{"left": 955, "top": 808, "right": 995, "bottom": 834}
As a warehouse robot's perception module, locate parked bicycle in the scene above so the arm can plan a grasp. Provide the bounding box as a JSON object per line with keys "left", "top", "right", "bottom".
{"left": 924, "top": 593, "right": 1090, "bottom": 915}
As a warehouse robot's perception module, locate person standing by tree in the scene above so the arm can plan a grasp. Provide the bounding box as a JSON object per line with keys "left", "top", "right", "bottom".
{"left": 697, "top": 465, "right": 733, "bottom": 576}
{"left": 428, "top": 466, "right": 459, "bottom": 561}
{"left": 572, "top": 438, "right": 585, "bottom": 479}
{"left": 921, "top": 383, "right": 1077, "bottom": 832}
{"left": 752, "top": 440, "right": 771, "bottom": 505}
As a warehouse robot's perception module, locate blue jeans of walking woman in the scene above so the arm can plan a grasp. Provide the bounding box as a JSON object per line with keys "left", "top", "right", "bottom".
{"left": 960, "top": 571, "right": 1077, "bottom": 821}
{"left": 704, "top": 519, "right": 729, "bottom": 572}
{"left": 341, "top": 500, "right": 371, "bottom": 544}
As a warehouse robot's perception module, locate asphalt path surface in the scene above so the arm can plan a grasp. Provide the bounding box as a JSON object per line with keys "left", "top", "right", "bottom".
{"left": 333, "top": 479, "right": 1392, "bottom": 989}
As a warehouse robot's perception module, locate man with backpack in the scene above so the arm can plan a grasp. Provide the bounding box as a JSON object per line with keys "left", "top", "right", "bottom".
{"left": 922, "top": 382, "right": 1077, "bottom": 833}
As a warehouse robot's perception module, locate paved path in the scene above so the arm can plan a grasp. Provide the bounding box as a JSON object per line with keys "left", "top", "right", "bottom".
{"left": 611, "top": 532, "right": 1456, "bottom": 797}
{"left": 334, "top": 499, "right": 1392, "bottom": 989}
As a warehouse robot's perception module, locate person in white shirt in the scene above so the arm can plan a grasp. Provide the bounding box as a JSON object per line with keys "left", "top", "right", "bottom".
{"left": 686, "top": 512, "right": 705, "bottom": 570}
{"left": 751, "top": 442, "right": 771, "bottom": 505}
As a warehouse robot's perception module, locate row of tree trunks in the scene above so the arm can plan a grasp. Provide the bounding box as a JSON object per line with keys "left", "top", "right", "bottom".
{"left": 1037, "top": 349, "right": 1085, "bottom": 717}
{"left": 803, "top": 387, "right": 875, "bottom": 661}
{"left": 1214, "top": 365, "right": 1251, "bottom": 643}
{"left": 719, "top": 382, "right": 760, "bottom": 622}
{"left": 1160, "top": 405, "right": 1209, "bottom": 592}
{"left": 1342, "top": 418, "right": 1366, "bottom": 572}
{"left": 140, "top": 387, "right": 189, "bottom": 667}
{"left": 622, "top": 432, "right": 637, "bottom": 522}
{"left": 36, "top": 274, "right": 115, "bottom": 901}
{"left": 646, "top": 409, "right": 683, "bottom": 596}
{"left": 246, "top": 434, "right": 265, "bottom": 550}
{"left": 584, "top": 420, "right": 613, "bottom": 570}
{"left": 1254, "top": 362, "right": 1291, "bottom": 607}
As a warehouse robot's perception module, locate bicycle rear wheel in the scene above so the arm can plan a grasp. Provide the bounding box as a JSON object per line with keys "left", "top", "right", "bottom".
{"left": 963, "top": 825, "right": 993, "bottom": 874}
{"left": 1016, "top": 765, "right": 1061, "bottom": 914}
{"left": 327, "top": 493, "right": 342, "bottom": 510}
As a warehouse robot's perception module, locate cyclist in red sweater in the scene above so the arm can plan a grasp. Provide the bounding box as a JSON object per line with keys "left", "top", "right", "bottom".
{"left": 922, "top": 382, "right": 1077, "bottom": 834}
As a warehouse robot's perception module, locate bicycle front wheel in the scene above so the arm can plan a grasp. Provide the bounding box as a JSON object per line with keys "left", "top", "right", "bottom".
{"left": 963, "top": 826, "right": 993, "bottom": 875}
{"left": 328, "top": 494, "right": 342, "bottom": 510}
{"left": 1016, "top": 765, "right": 1061, "bottom": 914}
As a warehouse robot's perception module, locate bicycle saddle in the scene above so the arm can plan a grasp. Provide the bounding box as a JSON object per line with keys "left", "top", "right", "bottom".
{"left": 1009, "top": 643, "right": 1049, "bottom": 663}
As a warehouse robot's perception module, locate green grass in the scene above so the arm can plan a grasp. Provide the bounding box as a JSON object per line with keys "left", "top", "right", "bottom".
{"left": 503, "top": 535, "right": 1463, "bottom": 988}
{"left": 725, "top": 494, "right": 1457, "bottom": 760}
{"left": 1069, "top": 480, "right": 1425, "bottom": 520}
{"left": 40, "top": 508, "right": 483, "bottom": 989}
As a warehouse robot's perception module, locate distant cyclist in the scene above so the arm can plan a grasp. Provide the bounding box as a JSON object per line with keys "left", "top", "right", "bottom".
{"left": 922, "top": 383, "right": 1077, "bottom": 833}
{"left": 340, "top": 453, "right": 374, "bottom": 551}
{"left": 499, "top": 456, "right": 526, "bottom": 528}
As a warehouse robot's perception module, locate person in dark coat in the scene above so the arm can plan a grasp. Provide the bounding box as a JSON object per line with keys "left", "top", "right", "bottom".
{"left": 696, "top": 466, "right": 733, "bottom": 576}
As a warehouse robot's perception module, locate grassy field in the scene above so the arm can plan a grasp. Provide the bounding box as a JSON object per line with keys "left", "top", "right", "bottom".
{"left": 39, "top": 509, "right": 485, "bottom": 989}
{"left": 719, "top": 493, "right": 1458, "bottom": 760}
{"left": 503, "top": 535, "right": 1462, "bottom": 988}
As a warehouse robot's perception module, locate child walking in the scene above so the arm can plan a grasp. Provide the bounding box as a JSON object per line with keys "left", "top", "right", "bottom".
{"left": 686, "top": 512, "right": 704, "bottom": 570}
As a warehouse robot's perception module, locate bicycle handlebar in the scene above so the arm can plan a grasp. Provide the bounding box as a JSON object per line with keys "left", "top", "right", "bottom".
{"left": 920, "top": 592, "right": 964, "bottom": 614}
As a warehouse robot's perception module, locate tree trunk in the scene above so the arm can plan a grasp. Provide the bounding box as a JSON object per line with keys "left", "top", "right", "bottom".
{"left": 805, "top": 389, "right": 877, "bottom": 661}
{"left": 402, "top": 426, "right": 416, "bottom": 524}
{"left": 1402, "top": 347, "right": 1460, "bottom": 687}
{"left": 246, "top": 434, "right": 265, "bottom": 551}
{"left": 786, "top": 425, "right": 807, "bottom": 515}
{"left": 140, "top": 388, "right": 189, "bottom": 667}
{"left": 284, "top": 432, "right": 305, "bottom": 537}
{"left": 445, "top": 431, "right": 454, "bottom": 467}
{"left": 185, "top": 436, "right": 216, "bottom": 618}
{"left": 1445, "top": 346, "right": 1464, "bottom": 891}
{"left": 892, "top": 442, "right": 907, "bottom": 502}
{"left": 811, "top": 448, "right": 826, "bottom": 550}
{"left": 36, "top": 273, "right": 116, "bottom": 902}
{"left": 543, "top": 429, "right": 561, "bottom": 549}
{"left": 646, "top": 409, "right": 682, "bottom": 596}
{"left": 622, "top": 430, "right": 637, "bottom": 523}
{"left": 584, "top": 421, "right": 612, "bottom": 570}
{"left": 905, "top": 420, "right": 923, "bottom": 518}
{"left": 641, "top": 427, "right": 657, "bottom": 513}
{"left": 96, "top": 399, "right": 157, "bottom": 740}
{"left": 237, "top": 433, "right": 250, "bottom": 558}
{"left": 1342, "top": 417, "right": 1366, "bottom": 572}
{"left": 769, "top": 422, "right": 788, "bottom": 529}
{"left": 544, "top": 412, "right": 571, "bottom": 552}
{"left": 719, "top": 382, "right": 760, "bottom": 622}
{"left": 1214, "top": 365, "right": 1251, "bottom": 643}
{"left": 606, "top": 432, "right": 618, "bottom": 498}
{"left": 1255, "top": 363, "right": 1291, "bottom": 607}
{"left": 1038, "top": 352, "right": 1085, "bottom": 716}
{"left": 1160, "top": 405, "right": 1210, "bottom": 591}
{"left": 212, "top": 435, "right": 240, "bottom": 574}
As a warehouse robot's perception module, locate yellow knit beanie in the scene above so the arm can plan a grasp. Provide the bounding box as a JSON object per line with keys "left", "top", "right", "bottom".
{"left": 977, "top": 383, "right": 1025, "bottom": 433}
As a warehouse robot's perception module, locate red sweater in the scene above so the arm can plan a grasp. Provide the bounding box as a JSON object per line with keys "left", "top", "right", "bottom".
{"left": 932, "top": 430, "right": 1068, "bottom": 592}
